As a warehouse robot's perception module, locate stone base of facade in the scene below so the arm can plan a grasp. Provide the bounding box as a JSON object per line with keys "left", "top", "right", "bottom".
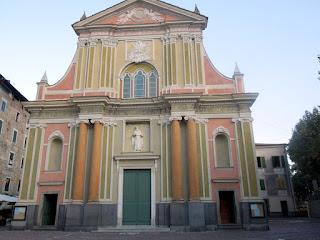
{"left": 63, "top": 204, "right": 117, "bottom": 231}
{"left": 14, "top": 201, "right": 268, "bottom": 231}
{"left": 157, "top": 202, "right": 217, "bottom": 231}
{"left": 240, "top": 201, "right": 269, "bottom": 231}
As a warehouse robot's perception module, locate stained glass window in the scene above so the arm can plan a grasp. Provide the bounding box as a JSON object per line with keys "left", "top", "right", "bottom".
{"left": 134, "top": 71, "right": 145, "bottom": 98}
{"left": 149, "top": 72, "right": 157, "bottom": 97}
{"left": 123, "top": 74, "right": 131, "bottom": 98}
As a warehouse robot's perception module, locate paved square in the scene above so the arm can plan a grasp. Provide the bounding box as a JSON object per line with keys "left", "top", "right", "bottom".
{"left": 0, "top": 219, "right": 319, "bottom": 240}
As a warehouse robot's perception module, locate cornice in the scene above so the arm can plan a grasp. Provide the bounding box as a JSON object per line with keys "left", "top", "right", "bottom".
{"left": 23, "top": 93, "right": 258, "bottom": 118}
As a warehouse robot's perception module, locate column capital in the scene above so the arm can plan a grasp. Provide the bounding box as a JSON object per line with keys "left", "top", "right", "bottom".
{"left": 75, "top": 119, "right": 89, "bottom": 125}
{"left": 232, "top": 117, "right": 254, "bottom": 123}
{"left": 77, "top": 38, "right": 89, "bottom": 48}
{"left": 169, "top": 116, "right": 183, "bottom": 122}
{"left": 101, "top": 37, "right": 118, "bottom": 47}
{"left": 184, "top": 115, "right": 208, "bottom": 124}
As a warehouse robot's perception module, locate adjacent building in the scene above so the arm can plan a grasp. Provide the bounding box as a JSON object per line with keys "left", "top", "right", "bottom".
{"left": 255, "top": 143, "right": 296, "bottom": 217}
{"left": 0, "top": 74, "right": 29, "bottom": 198}
{"left": 14, "top": 0, "right": 267, "bottom": 231}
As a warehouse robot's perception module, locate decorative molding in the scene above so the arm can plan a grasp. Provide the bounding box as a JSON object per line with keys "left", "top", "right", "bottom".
{"left": 184, "top": 115, "right": 208, "bottom": 124}
{"left": 232, "top": 117, "right": 254, "bottom": 123}
{"left": 27, "top": 123, "right": 47, "bottom": 129}
{"left": 169, "top": 116, "right": 183, "bottom": 122}
{"left": 78, "top": 38, "right": 89, "bottom": 47}
{"left": 117, "top": 8, "right": 164, "bottom": 24}
{"left": 101, "top": 37, "right": 118, "bottom": 47}
{"left": 102, "top": 118, "right": 118, "bottom": 126}
{"left": 127, "top": 41, "right": 151, "bottom": 63}
{"left": 38, "top": 181, "right": 64, "bottom": 186}
{"left": 113, "top": 154, "right": 160, "bottom": 161}
{"left": 211, "top": 179, "right": 239, "bottom": 183}
{"left": 68, "top": 122, "right": 78, "bottom": 128}
{"left": 214, "top": 126, "right": 230, "bottom": 136}
{"left": 75, "top": 119, "right": 90, "bottom": 125}
{"left": 89, "top": 38, "right": 99, "bottom": 47}
{"left": 48, "top": 130, "right": 65, "bottom": 142}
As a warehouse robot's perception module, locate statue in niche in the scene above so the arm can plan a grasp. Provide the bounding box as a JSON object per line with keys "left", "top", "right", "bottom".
{"left": 132, "top": 127, "right": 143, "bottom": 152}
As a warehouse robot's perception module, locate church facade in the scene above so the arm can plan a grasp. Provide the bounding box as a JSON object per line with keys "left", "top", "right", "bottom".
{"left": 15, "top": 0, "right": 267, "bottom": 231}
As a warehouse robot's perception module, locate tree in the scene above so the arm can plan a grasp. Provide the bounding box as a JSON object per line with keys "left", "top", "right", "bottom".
{"left": 288, "top": 107, "right": 320, "bottom": 183}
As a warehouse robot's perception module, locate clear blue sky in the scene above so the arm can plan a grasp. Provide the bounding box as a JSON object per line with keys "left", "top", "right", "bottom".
{"left": 1, "top": 0, "right": 319, "bottom": 143}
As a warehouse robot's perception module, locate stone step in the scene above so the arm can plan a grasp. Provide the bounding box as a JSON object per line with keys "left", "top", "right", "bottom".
{"left": 217, "top": 224, "right": 242, "bottom": 230}
{"left": 95, "top": 226, "right": 171, "bottom": 233}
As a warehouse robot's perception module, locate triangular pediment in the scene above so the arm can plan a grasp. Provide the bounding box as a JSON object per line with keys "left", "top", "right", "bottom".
{"left": 73, "top": 0, "right": 207, "bottom": 33}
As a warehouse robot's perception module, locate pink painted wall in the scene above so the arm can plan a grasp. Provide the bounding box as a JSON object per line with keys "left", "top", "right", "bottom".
{"left": 207, "top": 119, "right": 241, "bottom": 202}
{"left": 37, "top": 123, "right": 70, "bottom": 204}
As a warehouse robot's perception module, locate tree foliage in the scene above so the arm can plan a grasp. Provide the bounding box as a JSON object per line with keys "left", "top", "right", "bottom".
{"left": 288, "top": 106, "right": 320, "bottom": 181}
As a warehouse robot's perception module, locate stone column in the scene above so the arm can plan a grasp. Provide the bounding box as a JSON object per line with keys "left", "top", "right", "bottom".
{"left": 171, "top": 118, "right": 184, "bottom": 201}
{"left": 72, "top": 122, "right": 88, "bottom": 201}
{"left": 88, "top": 121, "right": 103, "bottom": 202}
{"left": 186, "top": 118, "right": 200, "bottom": 201}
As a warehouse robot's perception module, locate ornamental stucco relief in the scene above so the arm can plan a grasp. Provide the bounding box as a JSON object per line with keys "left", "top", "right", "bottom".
{"left": 127, "top": 41, "right": 152, "bottom": 63}
{"left": 117, "top": 8, "right": 164, "bottom": 24}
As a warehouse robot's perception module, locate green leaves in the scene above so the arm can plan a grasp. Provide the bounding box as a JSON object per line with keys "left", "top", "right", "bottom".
{"left": 288, "top": 106, "right": 320, "bottom": 181}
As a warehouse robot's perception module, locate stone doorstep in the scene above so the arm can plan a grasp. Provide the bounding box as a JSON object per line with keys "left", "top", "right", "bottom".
{"left": 217, "top": 224, "right": 242, "bottom": 230}
{"left": 94, "top": 226, "right": 171, "bottom": 233}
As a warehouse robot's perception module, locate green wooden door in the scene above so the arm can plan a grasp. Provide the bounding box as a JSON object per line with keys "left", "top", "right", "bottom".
{"left": 123, "top": 169, "right": 151, "bottom": 225}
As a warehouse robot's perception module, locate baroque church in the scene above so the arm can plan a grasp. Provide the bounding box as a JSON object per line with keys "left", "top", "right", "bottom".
{"left": 14, "top": 0, "right": 268, "bottom": 231}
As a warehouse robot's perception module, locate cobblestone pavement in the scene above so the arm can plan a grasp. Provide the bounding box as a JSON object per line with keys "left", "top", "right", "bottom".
{"left": 0, "top": 218, "right": 319, "bottom": 240}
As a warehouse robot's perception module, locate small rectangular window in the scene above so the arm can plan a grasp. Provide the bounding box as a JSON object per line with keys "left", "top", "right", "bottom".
{"left": 16, "top": 112, "right": 20, "bottom": 122}
{"left": 17, "top": 180, "right": 21, "bottom": 192}
{"left": 260, "top": 179, "right": 266, "bottom": 191}
{"left": 24, "top": 137, "right": 27, "bottom": 148}
{"left": 8, "top": 152, "right": 15, "bottom": 166}
{"left": 0, "top": 119, "right": 3, "bottom": 134}
{"left": 4, "top": 178, "right": 10, "bottom": 192}
{"left": 12, "top": 129, "right": 18, "bottom": 143}
{"left": 281, "top": 156, "right": 286, "bottom": 168}
{"left": 272, "top": 156, "right": 281, "bottom": 168}
{"left": 257, "top": 157, "right": 266, "bottom": 168}
{"left": 21, "top": 157, "right": 24, "bottom": 169}
{"left": 257, "top": 157, "right": 261, "bottom": 168}
{"left": 1, "top": 99, "right": 7, "bottom": 112}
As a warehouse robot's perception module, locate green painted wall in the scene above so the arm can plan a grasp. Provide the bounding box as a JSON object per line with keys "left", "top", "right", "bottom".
{"left": 65, "top": 126, "right": 78, "bottom": 200}
{"left": 243, "top": 122, "right": 259, "bottom": 197}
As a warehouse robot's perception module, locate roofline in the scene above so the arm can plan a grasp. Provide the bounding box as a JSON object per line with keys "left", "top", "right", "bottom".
{"left": 0, "top": 74, "right": 28, "bottom": 102}
{"left": 72, "top": 0, "right": 208, "bottom": 34}
{"left": 255, "top": 143, "right": 288, "bottom": 146}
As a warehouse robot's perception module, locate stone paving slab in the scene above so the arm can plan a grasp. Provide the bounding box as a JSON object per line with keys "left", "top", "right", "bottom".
{"left": 0, "top": 218, "right": 319, "bottom": 240}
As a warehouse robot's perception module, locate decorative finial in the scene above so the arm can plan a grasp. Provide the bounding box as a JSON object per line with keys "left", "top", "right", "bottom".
{"left": 194, "top": 4, "right": 200, "bottom": 14}
{"left": 80, "top": 11, "right": 87, "bottom": 21}
{"left": 41, "top": 71, "right": 48, "bottom": 83}
{"left": 234, "top": 62, "right": 242, "bottom": 75}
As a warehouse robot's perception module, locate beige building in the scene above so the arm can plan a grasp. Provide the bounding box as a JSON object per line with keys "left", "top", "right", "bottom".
{"left": 255, "top": 143, "right": 296, "bottom": 216}
{"left": 0, "top": 74, "right": 29, "bottom": 198}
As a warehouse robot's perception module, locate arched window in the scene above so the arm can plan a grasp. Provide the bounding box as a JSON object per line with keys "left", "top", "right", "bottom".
{"left": 123, "top": 74, "right": 131, "bottom": 98}
{"left": 121, "top": 63, "right": 158, "bottom": 99}
{"left": 134, "top": 71, "right": 145, "bottom": 98}
{"left": 149, "top": 72, "right": 157, "bottom": 97}
{"left": 47, "top": 138, "right": 63, "bottom": 171}
{"left": 215, "top": 134, "right": 231, "bottom": 168}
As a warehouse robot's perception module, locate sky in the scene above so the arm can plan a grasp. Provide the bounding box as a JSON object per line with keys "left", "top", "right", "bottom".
{"left": 0, "top": 0, "right": 319, "bottom": 144}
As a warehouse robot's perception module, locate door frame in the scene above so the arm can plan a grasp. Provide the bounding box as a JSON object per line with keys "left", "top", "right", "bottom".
{"left": 217, "top": 190, "right": 239, "bottom": 225}
{"left": 39, "top": 192, "right": 59, "bottom": 227}
{"left": 117, "top": 161, "right": 156, "bottom": 226}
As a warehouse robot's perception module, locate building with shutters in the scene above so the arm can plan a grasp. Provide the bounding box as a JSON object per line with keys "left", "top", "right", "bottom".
{"left": 255, "top": 143, "right": 296, "bottom": 217}
{"left": 14, "top": 0, "right": 268, "bottom": 231}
